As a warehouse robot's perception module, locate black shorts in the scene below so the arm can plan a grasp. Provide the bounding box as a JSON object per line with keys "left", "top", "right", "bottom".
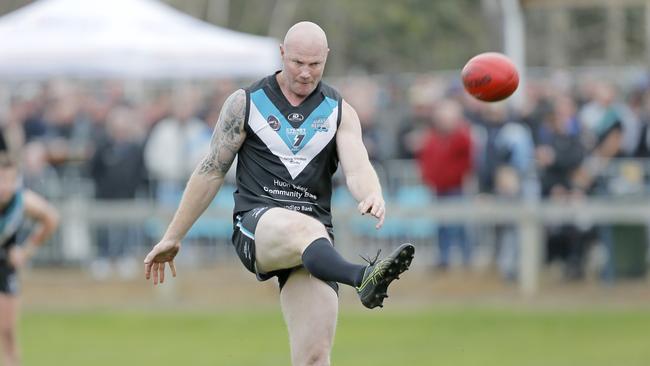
{"left": 0, "top": 242, "right": 19, "bottom": 296}
{"left": 231, "top": 207, "right": 338, "bottom": 293}
{"left": 0, "top": 261, "right": 18, "bottom": 295}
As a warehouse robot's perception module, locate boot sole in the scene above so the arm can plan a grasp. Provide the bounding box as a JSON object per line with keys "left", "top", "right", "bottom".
{"left": 364, "top": 243, "right": 415, "bottom": 309}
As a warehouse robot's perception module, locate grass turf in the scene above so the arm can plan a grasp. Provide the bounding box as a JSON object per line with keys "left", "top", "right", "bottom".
{"left": 21, "top": 307, "right": 650, "bottom": 366}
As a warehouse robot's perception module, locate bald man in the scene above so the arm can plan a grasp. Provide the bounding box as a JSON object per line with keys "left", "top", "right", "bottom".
{"left": 144, "top": 21, "right": 414, "bottom": 365}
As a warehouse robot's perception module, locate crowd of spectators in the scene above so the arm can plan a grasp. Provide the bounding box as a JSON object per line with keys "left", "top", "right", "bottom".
{"left": 1, "top": 70, "right": 649, "bottom": 280}
{"left": 344, "top": 71, "right": 649, "bottom": 281}
{"left": 398, "top": 72, "right": 650, "bottom": 280}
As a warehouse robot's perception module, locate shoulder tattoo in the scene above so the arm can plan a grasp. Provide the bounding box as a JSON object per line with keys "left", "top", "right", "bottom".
{"left": 198, "top": 89, "right": 246, "bottom": 178}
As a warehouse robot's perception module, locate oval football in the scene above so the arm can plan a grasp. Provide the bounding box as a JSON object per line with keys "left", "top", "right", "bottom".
{"left": 461, "top": 52, "right": 519, "bottom": 102}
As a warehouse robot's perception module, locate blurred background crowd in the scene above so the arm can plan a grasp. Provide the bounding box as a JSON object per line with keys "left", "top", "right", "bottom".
{"left": 2, "top": 70, "right": 649, "bottom": 283}
{"left": 0, "top": 0, "right": 649, "bottom": 289}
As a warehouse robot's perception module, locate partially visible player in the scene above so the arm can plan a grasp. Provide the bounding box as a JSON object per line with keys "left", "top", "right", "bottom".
{"left": 0, "top": 152, "right": 59, "bottom": 366}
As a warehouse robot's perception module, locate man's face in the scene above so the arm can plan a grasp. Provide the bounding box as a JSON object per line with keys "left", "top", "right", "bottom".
{"left": 0, "top": 166, "right": 18, "bottom": 206}
{"left": 281, "top": 44, "right": 327, "bottom": 97}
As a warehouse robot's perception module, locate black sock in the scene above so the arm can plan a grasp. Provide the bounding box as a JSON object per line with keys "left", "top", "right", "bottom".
{"left": 301, "top": 238, "right": 366, "bottom": 287}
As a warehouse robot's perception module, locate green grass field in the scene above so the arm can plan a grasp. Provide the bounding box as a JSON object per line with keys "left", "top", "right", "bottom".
{"left": 21, "top": 307, "right": 650, "bottom": 366}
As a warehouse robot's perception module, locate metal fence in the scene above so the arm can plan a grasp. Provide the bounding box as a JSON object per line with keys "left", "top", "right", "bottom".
{"left": 34, "top": 193, "right": 647, "bottom": 296}
{"left": 22, "top": 157, "right": 650, "bottom": 296}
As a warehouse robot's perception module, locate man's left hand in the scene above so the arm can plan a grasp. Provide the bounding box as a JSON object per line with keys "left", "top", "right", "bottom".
{"left": 358, "top": 193, "right": 386, "bottom": 229}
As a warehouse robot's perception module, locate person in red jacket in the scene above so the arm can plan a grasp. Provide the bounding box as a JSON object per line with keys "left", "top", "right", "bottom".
{"left": 417, "top": 99, "right": 474, "bottom": 270}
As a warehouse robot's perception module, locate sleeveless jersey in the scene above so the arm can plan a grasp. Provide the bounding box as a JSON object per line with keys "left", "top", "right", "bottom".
{"left": 0, "top": 191, "right": 24, "bottom": 248}
{"left": 233, "top": 73, "right": 342, "bottom": 230}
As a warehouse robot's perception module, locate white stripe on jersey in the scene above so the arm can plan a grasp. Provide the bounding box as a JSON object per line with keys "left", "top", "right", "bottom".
{"left": 248, "top": 102, "right": 338, "bottom": 179}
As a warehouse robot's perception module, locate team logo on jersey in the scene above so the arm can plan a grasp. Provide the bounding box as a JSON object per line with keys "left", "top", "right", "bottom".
{"left": 311, "top": 117, "right": 329, "bottom": 132}
{"left": 286, "top": 127, "right": 307, "bottom": 151}
{"left": 287, "top": 113, "right": 304, "bottom": 122}
{"left": 267, "top": 115, "right": 280, "bottom": 131}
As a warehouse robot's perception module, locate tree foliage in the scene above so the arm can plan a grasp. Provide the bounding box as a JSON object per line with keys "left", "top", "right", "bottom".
{"left": 2, "top": 0, "right": 491, "bottom": 74}
{"left": 170, "top": 0, "right": 492, "bottom": 74}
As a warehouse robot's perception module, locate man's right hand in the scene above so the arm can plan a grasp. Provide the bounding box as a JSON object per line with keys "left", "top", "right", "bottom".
{"left": 8, "top": 246, "right": 28, "bottom": 270}
{"left": 144, "top": 239, "right": 180, "bottom": 285}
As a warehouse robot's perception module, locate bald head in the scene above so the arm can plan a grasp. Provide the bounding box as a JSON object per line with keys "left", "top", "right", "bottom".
{"left": 278, "top": 22, "right": 329, "bottom": 100}
{"left": 283, "top": 21, "right": 328, "bottom": 54}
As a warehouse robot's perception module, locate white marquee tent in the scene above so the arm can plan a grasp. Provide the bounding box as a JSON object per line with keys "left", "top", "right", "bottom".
{"left": 0, "top": 0, "right": 281, "bottom": 79}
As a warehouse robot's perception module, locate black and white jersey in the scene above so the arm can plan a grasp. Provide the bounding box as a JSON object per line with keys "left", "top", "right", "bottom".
{"left": 0, "top": 191, "right": 22, "bottom": 295}
{"left": 233, "top": 72, "right": 342, "bottom": 230}
{"left": 0, "top": 191, "right": 23, "bottom": 249}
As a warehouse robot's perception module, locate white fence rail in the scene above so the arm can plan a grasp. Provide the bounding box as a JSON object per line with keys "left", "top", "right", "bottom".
{"left": 54, "top": 197, "right": 650, "bottom": 296}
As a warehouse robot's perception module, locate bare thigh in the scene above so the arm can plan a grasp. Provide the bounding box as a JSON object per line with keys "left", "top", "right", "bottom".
{"left": 0, "top": 293, "right": 19, "bottom": 364}
{"left": 254, "top": 208, "right": 329, "bottom": 273}
{"left": 281, "top": 268, "right": 338, "bottom": 366}
{"left": 0, "top": 295, "right": 18, "bottom": 332}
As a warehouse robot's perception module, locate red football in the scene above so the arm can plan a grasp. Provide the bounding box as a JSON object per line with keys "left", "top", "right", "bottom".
{"left": 461, "top": 52, "right": 519, "bottom": 102}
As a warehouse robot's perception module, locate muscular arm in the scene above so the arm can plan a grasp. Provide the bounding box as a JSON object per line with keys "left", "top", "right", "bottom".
{"left": 162, "top": 89, "right": 247, "bottom": 242}
{"left": 336, "top": 100, "right": 385, "bottom": 228}
{"left": 23, "top": 190, "right": 60, "bottom": 245}
{"left": 16, "top": 190, "right": 60, "bottom": 262}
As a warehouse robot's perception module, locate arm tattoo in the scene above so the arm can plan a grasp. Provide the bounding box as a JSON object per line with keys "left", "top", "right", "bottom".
{"left": 198, "top": 89, "right": 246, "bottom": 178}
